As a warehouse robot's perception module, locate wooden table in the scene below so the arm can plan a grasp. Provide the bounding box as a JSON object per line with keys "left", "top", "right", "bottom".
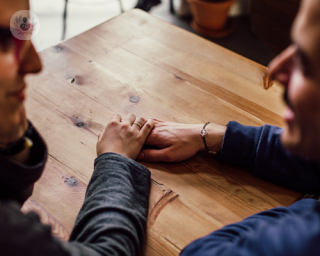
{"left": 22, "top": 9, "right": 302, "bottom": 255}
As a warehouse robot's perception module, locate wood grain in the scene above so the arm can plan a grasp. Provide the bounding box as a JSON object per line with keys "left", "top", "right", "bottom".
{"left": 23, "top": 9, "right": 302, "bottom": 255}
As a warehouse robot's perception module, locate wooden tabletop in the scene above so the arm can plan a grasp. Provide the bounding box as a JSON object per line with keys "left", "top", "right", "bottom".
{"left": 22, "top": 9, "right": 302, "bottom": 255}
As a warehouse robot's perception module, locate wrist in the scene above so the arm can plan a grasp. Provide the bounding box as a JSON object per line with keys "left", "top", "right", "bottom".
{"left": 194, "top": 124, "right": 207, "bottom": 152}
{"left": 197, "top": 123, "right": 227, "bottom": 153}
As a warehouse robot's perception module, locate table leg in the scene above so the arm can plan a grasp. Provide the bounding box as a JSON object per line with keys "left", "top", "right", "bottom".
{"left": 62, "top": 0, "right": 68, "bottom": 40}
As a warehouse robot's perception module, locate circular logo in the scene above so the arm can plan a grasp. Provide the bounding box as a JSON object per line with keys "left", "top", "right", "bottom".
{"left": 10, "top": 10, "right": 40, "bottom": 40}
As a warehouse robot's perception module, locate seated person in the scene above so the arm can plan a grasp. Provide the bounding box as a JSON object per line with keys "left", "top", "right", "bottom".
{"left": 2, "top": 0, "right": 320, "bottom": 256}
{"left": 0, "top": 1, "right": 154, "bottom": 255}
{"left": 136, "top": 0, "right": 320, "bottom": 255}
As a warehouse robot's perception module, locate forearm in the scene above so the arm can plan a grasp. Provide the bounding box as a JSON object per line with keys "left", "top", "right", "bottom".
{"left": 69, "top": 153, "right": 151, "bottom": 256}
{"left": 219, "top": 121, "right": 320, "bottom": 194}
{"left": 181, "top": 199, "right": 320, "bottom": 256}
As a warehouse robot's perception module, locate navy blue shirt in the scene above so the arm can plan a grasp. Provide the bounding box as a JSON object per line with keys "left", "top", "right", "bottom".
{"left": 181, "top": 121, "right": 320, "bottom": 256}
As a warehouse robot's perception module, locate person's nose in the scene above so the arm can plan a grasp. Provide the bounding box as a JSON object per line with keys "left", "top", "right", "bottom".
{"left": 268, "top": 45, "right": 296, "bottom": 88}
{"left": 19, "top": 42, "right": 42, "bottom": 76}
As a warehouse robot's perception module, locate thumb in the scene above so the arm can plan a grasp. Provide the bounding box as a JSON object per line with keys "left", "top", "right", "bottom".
{"left": 137, "top": 148, "right": 171, "bottom": 162}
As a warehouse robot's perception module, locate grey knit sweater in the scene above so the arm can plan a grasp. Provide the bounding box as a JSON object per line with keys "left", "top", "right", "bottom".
{"left": 0, "top": 122, "right": 151, "bottom": 256}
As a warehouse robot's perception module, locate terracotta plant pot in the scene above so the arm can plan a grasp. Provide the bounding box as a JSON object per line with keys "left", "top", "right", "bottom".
{"left": 187, "top": 0, "right": 236, "bottom": 37}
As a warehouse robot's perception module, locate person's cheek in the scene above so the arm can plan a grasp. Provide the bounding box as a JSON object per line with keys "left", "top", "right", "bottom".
{"left": 288, "top": 69, "right": 315, "bottom": 141}
{"left": 0, "top": 53, "right": 19, "bottom": 94}
{"left": 0, "top": 52, "right": 18, "bottom": 76}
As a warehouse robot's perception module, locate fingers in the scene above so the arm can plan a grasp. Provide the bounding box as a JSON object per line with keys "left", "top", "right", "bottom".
{"left": 99, "top": 114, "right": 121, "bottom": 141}
{"left": 98, "top": 128, "right": 104, "bottom": 140}
{"left": 137, "top": 147, "right": 172, "bottom": 162}
{"left": 124, "top": 113, "right": 136, "bottom": 125}
{"left": 108, "top": 113, "right": 155, "bottom": 136}
{"left": 140, "top": 119, "right": 154, "bottom": 138}
{"left": 133, "top": 117, "right": 146, "bottom": 130}
{"left": 111, "top": 113, "right": 122, "bottom": 122}
{"left": 144, "top": 117, "right": 165, "bottom": 123}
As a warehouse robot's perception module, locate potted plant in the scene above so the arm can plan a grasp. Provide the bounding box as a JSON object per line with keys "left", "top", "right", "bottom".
{"left": 187, "top": 0, "right": 237, "bottom": 38}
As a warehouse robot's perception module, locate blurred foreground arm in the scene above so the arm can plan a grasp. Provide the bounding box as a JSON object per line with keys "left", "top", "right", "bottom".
{"left": 181, "top": 198, "right": 320, "bottom": 256}
{"left": 220, "top": 121, "right": 320, "bottom": 194}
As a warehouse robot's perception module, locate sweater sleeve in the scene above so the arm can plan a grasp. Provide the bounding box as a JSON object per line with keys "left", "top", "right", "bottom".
{"left": 66, "top": 152, "right": 151, "bottom": 256}
{"left": 180, "top": 198, "right": 320, "bottom": 256}
{"left": 0, "top": 152, "right": 151, "bottom": 256}
{"left": 218, "top": 121, "right": 320, "bottom": 194}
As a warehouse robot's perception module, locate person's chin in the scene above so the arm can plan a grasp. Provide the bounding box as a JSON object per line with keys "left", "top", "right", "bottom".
{"left": 7, "top": 98, "right": 24, "bottom": 113}
{"left": 280, "top": 124, "right": 317, "bottom": 159}
{"left": 281, "top": 107, "right": 299, "bottom": 151}
{"left": 280, "top": 122, "right": 302, "bottom": 155}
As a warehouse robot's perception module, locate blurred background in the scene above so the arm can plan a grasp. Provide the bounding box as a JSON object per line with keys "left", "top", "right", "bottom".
{"left": 30, "top": 0, "right": 135, "bottom": 51}
{"left": 30, "top": 0, "right": 299, "bottom": 66}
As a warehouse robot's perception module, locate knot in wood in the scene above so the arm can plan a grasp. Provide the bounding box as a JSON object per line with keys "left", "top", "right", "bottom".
{"left": 130, "top": 96, "right": 140, "bottom": 103}
{"left": 65, "top": 177, "right": 78, "bottom": 187}
{"left": 76, "top": 122, "right": 85, "bottom": 127}
{"left": 54, "top": 45, "right": 63, "bottom": 52}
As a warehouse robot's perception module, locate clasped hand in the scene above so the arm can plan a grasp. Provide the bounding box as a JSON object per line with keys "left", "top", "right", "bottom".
{"left": 97, "top": 115, "right": 226, "bottom": 162}
{"left": 97, "top": 115, "right": 202, "bottom": 162}
{"left": 96, "top": 113, "right": 154, "bottom": 160}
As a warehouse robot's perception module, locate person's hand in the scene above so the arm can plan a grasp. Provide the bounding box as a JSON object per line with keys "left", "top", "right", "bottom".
{"left": 136, "top": 118, "right": 227, "bottom": 162}
{"left": 97, "top": 113, "right": 155, "bottom": 160}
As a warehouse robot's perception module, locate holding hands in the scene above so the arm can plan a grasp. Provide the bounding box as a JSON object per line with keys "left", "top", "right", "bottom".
{"left": 137, "top": 118, "right": 205, "bottom": 162}
{"left": 98, "top": 114, "right": 226, "bottom": 163}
